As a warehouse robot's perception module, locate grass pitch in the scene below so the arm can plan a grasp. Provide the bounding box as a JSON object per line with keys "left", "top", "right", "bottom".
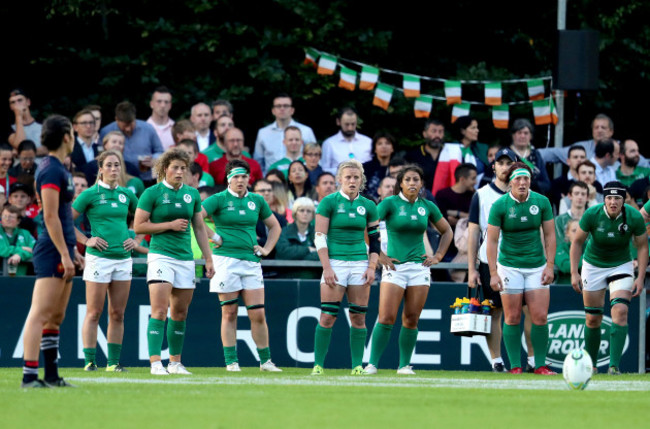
{"left": 1, "top": 367, "right": 649, "bottom": 429}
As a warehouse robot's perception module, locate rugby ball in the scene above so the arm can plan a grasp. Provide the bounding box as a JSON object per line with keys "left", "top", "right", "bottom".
{"left": 562, "top": 349, "right": 593, "bottom": 390}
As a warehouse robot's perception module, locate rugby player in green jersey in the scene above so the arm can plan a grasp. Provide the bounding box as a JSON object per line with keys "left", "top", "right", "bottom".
{"left": 364, "top": 164, "right": 452, "bottom": 375}
{"left": 571, "top": 181, "right": 648, "bottom": 374}
{"left": 72, "top": 150, "right": 138, "bottom": 372}
{"left": 201, "top": 159, "right": 283, "bottom": 372}
{"left": 134, "top": 148, "right": 214, "bottom": 375}
{"left": 486, "top": 162, "right": 557, "bottom": 375}
{"left": 312, "top": 159, "right": 380, "bottom": 375}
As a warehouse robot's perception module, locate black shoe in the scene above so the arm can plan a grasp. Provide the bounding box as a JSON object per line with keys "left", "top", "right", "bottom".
{"left": 492, "top": 362, "right": 507, "bottom": 373}
{"left": 21, "top": 379, "right": 51, "bottom": 388}
{"left": 45, "top": 377, "right": 76, "bottom": 388}
{"left": 525, "top": 363, "right": 535, "bottom": 373}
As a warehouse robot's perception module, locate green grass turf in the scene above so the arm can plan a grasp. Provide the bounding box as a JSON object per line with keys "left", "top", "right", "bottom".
{"left": 1, "top": 367, "right": 649, "bottom": 429}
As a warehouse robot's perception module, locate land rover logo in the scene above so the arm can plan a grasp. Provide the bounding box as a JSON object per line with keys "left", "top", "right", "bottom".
{"left": 532, "top": 311, "right": 628, "bottom": 369}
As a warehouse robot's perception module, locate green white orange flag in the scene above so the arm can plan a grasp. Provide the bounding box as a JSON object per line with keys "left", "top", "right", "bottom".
{"left": 338, "top": 67, "right": 357, "bottom": 91}
{"left": 451, "top": 103, "right": 470, "bottom": 122}
{"left": 373, "top": 83, "right": 393, "bottom": 110}
{"left": 492, "top": 105, "right": 509, "bottom": 129}
{"left": 484, "top": 82, "right": 502, "bottom": 106}
{"left": 533, "top": 99, "right": 552, "bottom": 125}
{"left": 403, "top": 75, "right": 421, "bottom": 98}
{"left": 414, "top": 95, "right": 433, "bottom": 118}
{"left": 527, "top": 79, "right": 545, "bottom": 101}
{"left": 317, "top": 54, "right": 337, "bottom": 75}
{"left": 303, "top": 48, "right": 319, "bottom": 67}
{"left": 445, "top": 81, "right": 462, "bottom": 105}
{"left": 359, "top": 66, "right": 379, "bottom": 90}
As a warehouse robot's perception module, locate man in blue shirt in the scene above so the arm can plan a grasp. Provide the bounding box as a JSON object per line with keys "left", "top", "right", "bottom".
{"left": 99, "top": 101, "right": 163, "bottom": 184}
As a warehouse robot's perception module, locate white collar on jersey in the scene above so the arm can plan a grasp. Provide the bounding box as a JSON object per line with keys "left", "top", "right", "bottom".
{"left": 602, "top": 204, "right": 623, "bottom": 220}
{"left": 162, "top": 180, "right": 183, "bottom": 190}
{"left": 508, "top": 190, "right": 530, "bottom": 203}
{"left": 339, "top": 190, "right": 360, "bottom": 201}
{"left": 398, "top": 192, "right": 419, "bottom": 203}
{"left": 227, "top": 186, "right": 249, "bottom": 198}
{"left": 97, "top": 180, "right": 118, "bottom": 190}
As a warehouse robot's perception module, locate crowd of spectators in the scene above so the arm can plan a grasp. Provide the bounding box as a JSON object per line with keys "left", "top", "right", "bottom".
{"left": 3, "top": 87, "right": 648, "bottom": 283}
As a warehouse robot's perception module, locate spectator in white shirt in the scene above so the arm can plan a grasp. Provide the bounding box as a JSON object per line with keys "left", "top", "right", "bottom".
{"left": 146, "top": 86, "right": 175, "bottom": 151}
{"left": 190, "top": 102, "right": 213, "bottom": 152}
{"left": 321, "top": 106, "right": 372, "bottom": 174}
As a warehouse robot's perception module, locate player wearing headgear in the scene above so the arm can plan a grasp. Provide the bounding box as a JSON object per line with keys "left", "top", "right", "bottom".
{"left": 134, "top": 148, "right": 214, "bottom": 375}
{"left": 486, "top": 162, "right": 557, "bottom": 375}
{"left": 364, "top": 164, "right": 452, "bottom": 375}
{"left": 571, "top": 181, "right": 648, "bottom": 375}
{"left": 72, "top": 150, "right": 138, "bottom": 372}
{"left": 201, "top": 159, "right": 283, "bottom": 372}
{"left": 312, "top": 159, "right": 380, "bottom": 375}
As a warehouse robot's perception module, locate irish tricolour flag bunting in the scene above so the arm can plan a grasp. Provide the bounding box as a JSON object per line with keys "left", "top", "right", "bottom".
{"left": 445, "top": 81, "right": 462, "bottom": 105}
{"left": 533, "top": 99, "right": 552, "bottom": 125}
{"left": 403, "top": 75, "right": 421, "bottom": 98}
{"left": 484, "top": 82, "right": 502, "bottom": 106}
{"left": 317, "top": 54, "right": 337, "bottom": 75}
{"left": 414, "top": 96, "right": 433, "bottom": 118}
{"left": 492, "top": 105, "right": 509, "bottom": 129}
{"left": 527, "top": 79, "right": 545, "bottom": 101}
{"left": 550, "top": 98, "right": 558, "bottom": 125}
{"left": 373, "top": 83, "right": 393, "bottom": 111}
{"left": 360, "top": 66, "right": 379, "bottom": 90}
{"left": 338, "top": 67, "right": 357, "bottom": 91}
{"left": 303, "top": 48, "right": 319, "bottom": 67}
{"left": 451, "top": 103, "right": 470, "bottom": 123}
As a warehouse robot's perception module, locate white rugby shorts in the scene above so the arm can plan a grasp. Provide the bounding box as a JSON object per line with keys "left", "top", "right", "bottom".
{"left": 321, "top": 259, "right": 369, "bottom": 287}
{"left": 381, "top": 262, "right": 431, "bottom": 288}
{"left": 496, "top": 263, "right": 548, "bottom": 294}
{"left": 581, "top": 260, "right": 634, "bottom": 292}
{"left": 210, "top": 255, "right": 264, "bottom": 293}
{"left": 83, "top": 253, "right": 132, "bottom": 283}
{"left": 147, "top": 253, "right": 196, "bottom": 289}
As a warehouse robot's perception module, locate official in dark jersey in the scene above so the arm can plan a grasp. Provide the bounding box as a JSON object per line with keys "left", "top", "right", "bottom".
{"left": 21, "top": 115, "right": 79, "bottom": 388}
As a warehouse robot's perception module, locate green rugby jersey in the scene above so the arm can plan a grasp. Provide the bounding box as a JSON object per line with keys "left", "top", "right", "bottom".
{"left": 377, "top": 194, "right": 442, "bottom": 264}
{"left": 316, "top": 191, "right": 378, "bottom": 261}
{"left": 73, "top": 182, "right": 138, "bottom": 260}
{"left": 202, "top": 188, "right": 272, "bottom": 262}
{"left": 267, "top": 157, "right": 306, "bottom": 178}
{"left": 487, "top": 191, "right": 553, "bottom": 268}
{"left": 136, "top": 181, "right": 202, "bottom": 261}
{"left": 580, "top": 203, "right": 645, "bottom": 268}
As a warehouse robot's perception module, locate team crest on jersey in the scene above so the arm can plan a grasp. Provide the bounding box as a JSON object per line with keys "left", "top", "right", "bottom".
{"left": 418, "top": 207, "right": 426, "bottom": 216}
{"left": 529, "top": 205, "right": 539, "bottom": 215}
{"left": 357, "top": 206, "right": 366, "bottom": 216}
{"left": 119, "top": 194, "right": 127, "bottom": 204}
{"left": 248, "top": 201, "right": 256, "bottom": 210}
{"left": 183, "top": 194, "right": 192, "bottom": 203}
{"left": 618, "top": 223, "right": 628, "bottom": 233}
{"left": 508, "top": 207, "right": 517, "bottom": 218}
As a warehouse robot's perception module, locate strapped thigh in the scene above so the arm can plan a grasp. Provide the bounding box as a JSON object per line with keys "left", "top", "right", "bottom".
{"left": 321, "top": 301, "right": 341, "bottom": 317}
{"left": 349, "top": 303, "right": 368, "bottom": 314}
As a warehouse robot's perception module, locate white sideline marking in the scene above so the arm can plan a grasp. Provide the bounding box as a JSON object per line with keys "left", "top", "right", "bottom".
{"left": 66, "top": 376, "right": 650, "bottom": 392}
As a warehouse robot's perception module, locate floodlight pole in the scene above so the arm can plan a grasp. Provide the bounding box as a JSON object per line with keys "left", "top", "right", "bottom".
{"left": 553, "top": 0, "right": 567, "bottom": 179}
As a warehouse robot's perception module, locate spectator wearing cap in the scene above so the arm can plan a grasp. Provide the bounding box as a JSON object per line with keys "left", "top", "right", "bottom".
{"left": 0, "top": 205, "right": 36, "bottom": 275}
{"left": 8, "top": 182, "right": 38, "bottom": 238}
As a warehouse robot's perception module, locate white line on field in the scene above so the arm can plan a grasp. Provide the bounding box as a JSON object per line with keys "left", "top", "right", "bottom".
{"left": 66, "top": 376, "right": 650, "bottom": 392}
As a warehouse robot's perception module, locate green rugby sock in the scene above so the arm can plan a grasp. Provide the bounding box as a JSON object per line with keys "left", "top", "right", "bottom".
{"left": 257, "top": 347, "right": 271, "bottom": 364}
{"left": 503, "top": 323, "right": 522, "bottom": 369}
{"left": 167, "top": 319, "right": 186, "bottom": 356}
{"left": 147, "top": 317, "right": 166, "bottom": 357}
{"left": 531, "top": 323, "right": 549, "bottom": 368}
{"left": 369, "top": 323, "right": 393, "bottom": 367}
{"left": 609, "top": 322, "right": 628, "bottom": 368}
{"left": 398, "top": 327, "right": 418, "bottom": 368}
{"left": 314, "top": 324, "right": 332, "bottom": 368}
{"left": 584, "top": 325, "right": 601, "bottom": 366}
{"left": 107, "top": 343, "right": 122, "bottom": 366}
{"left": 83, "top": 347, "right": 96, "bottom": 366}
{"left": 224, "top": 346, "right": 238, "bottom": 365}
{"left": 349, "top": 327, "right": 367, "bottom": 368}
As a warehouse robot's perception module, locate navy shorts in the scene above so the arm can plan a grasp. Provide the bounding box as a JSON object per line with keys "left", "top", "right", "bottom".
{"left": 33, "top": 241, "right": 75, "bottom": 279}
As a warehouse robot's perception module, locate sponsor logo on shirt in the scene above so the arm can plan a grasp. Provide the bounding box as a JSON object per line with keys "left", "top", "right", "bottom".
{"left": 175, "top": 203, "right": 182, "bottom": 208}
{"left": 337, "top": 203, "right": 345, "bottom": 214}
{"left": 99, "top": 193, "right": 107, "bottom": 205}
{"left": 411, "top": 215, "right": 417, "bottom": 220}
{"left": 596, "top": 227, "right": 605, "bottom": 232}
{"left": 248, "top": 201, "right": 256, "bottom": 210}
{"left": 183, "top": 194, "right": 192, "bottom": 203}
{"left": 529, "top": 205, "right": 539, "bottom": 215}
{"left": 399, "top": 206, "right": 407, "bottom": 216}
{"left": 418, "top": 207, "right": 426, "bottom": 216}
{"left": 357, "top": 206, "right": 366, "bottom": 215}
{"left": 111, "top": 202, "right": 118, "bottom": 208}
{"left": 162, "top": 193, "right": 171, "bottom": 204}
{"left": 119, "top": 194, "right": 127, "bottom": 204}
{"left": 520, "top": 216, "right": 528, "bottom": 222}
{"left": 508, "top": 207, "right": 517, "bottom": 218}
{"left": 607, "top": 232, "right": 615, "bottom": 238}
{"left": 227, "top": 201, "right": 235, "bottom": 211}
